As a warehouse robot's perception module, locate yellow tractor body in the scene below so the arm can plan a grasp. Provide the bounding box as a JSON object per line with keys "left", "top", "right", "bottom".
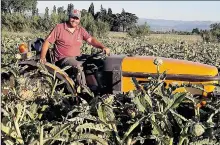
{"left": 121, "top": 56, "right": 218, "bottom": 96}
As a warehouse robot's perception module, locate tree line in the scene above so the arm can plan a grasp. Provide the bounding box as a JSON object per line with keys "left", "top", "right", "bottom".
{"left": 1, "top": 0, "right": 151, "bottom": 37}
{"left": 1, "top": 0, "right": 219, "bottom": 41}
{"left": 192, "top": 24, "right": 220, "bottom": 43}
{"left": 151, "top": 26, "right": 220, "bottom": 42}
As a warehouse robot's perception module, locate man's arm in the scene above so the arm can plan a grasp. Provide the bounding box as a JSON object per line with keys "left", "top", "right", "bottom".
{"left": 40, "top": 40, "right": 50, "bottom": 63}
{"left": 40, "top": 25, "right": 58, "bottom": 63}
{"left": 86, "top": 37, "right": 105, "bottom": 49}
{"left": 81, "top": 27, "right": 110, "bottom": 54}
{"left": 86, "top": 37, "right": 110, "bottom": 54}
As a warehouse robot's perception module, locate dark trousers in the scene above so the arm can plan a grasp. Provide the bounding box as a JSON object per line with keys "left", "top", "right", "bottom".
{"left": 55, "top": 57, "right": 87, "bottom": 86}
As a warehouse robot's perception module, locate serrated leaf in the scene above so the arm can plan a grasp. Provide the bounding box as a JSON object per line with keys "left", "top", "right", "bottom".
{"left": 122, "top": 116, "right": 145, "bottom": 143}
{"left": 164, "top": 92, "right": 187, "bottom": 114}
{"left": 45, "top": 123, "right": 73, "bottom": 145}
{"left": 4, "top": 139, "right": 14, "bottom": 145}
{"left": 170, "top": 109, "right": 188, "bottom": 122}
{"left": 69, "top": 141, "right": 84, "bottom": 145}
{"left": 144, "top": 93, "right": 153, "bottom": 108}
{"left": 1, "top": 123, "right": 23, "bottom": 144}
{"left": 133, "top": 96, "right": 146, "bottom": 113}
{"left": 97, "top": 103, "right": 106, "bottom": 123}
{"left": 75, "top": 123, "right": 110, "bottom": 133}
{"left": 72, "top": 133, "right": 108, "bottom": 145}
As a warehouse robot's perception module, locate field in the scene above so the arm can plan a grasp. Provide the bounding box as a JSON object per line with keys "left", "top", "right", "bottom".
{"left": 1, "top": 31, "right": 220, "bottom": 145}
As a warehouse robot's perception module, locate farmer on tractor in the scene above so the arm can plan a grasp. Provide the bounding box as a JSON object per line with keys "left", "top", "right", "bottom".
{"left": 40, "top": 9, "right": 110, "bottom": 90}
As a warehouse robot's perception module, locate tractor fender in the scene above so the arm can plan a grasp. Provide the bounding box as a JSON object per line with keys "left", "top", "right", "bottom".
{"left": 18, "top": 60, "right": 77, "bottom": 96}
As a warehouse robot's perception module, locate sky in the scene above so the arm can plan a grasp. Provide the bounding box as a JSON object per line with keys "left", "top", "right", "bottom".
{"left": 37, "top": 1, "right": 220, "bottom": 22}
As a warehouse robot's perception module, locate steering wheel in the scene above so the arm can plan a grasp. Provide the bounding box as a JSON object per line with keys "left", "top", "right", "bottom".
{"left": 85, "top": 50, "right": 107, "bottom": 61}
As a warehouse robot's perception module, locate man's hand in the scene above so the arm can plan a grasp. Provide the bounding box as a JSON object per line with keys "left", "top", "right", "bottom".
{"left": 40, "top": 58, "right": 47, "bottom": 64}
{"left": 103, "top": 47, "right": 110, "bottom": 55}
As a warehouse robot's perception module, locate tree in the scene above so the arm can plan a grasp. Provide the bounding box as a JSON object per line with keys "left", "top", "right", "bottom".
{"left": 120, "top": 9, "right": 126, "bottom": 31}
{"left": 107, "top": 8, "right": 112, "bottom": 16}
{"left": 119, "top": 9, "right": 138, "bottom": 32}
{"left": 210, "top": 23, "right": 220, "bottom": 42}
{"left": 124, "top": 12, "right": 138, "bottom": 30}
{"left": 111, "top": 13, "right": 121, "bottom": 31}
{"left": 200, "top": 23, "right": 220, "bottom": 42}
{"left": 53, "top": 5, "right": 56, "bottom": 14}
{"left": 57, "top": 6, "right": 64, "bottom": 14}
{"left": 44, "top": 7, "right": 49, "bottom": 20}
{"left": 36, "top": 8, "right": 39, "bottom": 16}
{"left": 88, "top": 2, "right": 95, "bottom": 17}
{"left": 1, "top": 0, "right": 11, "bottom": 13}
{"left": 99, "top": 4, "right": 107, "bottom": 22}
{"left": 192, "top": 28, "right": 200, "bottom": 34}
{"left": 67, "top": 3, "right": 74, "bottom": 15}
{"left": 127, "top": 22, "right": 150, "bottom": 38}
{"left": 31, "top": 0, "right": 37, "bottom": 16}
{"left": 81, "top": 9, "right": 87, "bottom": 17}
{"left": 1, "top": 0, "right": 37, "bottom": 14}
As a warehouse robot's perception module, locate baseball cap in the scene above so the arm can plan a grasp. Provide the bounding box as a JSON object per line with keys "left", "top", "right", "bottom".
{"left": 69, "top": 9, "right": 81, "bottom": 19}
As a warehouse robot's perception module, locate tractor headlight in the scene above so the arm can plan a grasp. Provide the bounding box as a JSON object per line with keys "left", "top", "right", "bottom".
{"left": 18, "top": 43, "right": 28, "bottom": 53}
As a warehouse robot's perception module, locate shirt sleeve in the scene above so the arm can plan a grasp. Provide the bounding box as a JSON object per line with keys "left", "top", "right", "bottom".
{"left": 81, "top": 27, "right": 92, "bottom": 41}
{"left": 45, "top": 25, "right": 58, "bottom": 44}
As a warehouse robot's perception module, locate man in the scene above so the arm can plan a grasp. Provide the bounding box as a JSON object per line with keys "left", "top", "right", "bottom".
{"left": 40, "top": 9, "right": 110, "bottom": 90}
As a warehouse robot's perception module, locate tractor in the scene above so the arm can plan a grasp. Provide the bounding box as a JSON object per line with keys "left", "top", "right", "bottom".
{"left": 2, "top": 38, "right": 220, "bottom": 99}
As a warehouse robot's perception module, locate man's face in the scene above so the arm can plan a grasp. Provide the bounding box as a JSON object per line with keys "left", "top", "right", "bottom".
{"left": 69, "top": 17, "right": 80, "bottom": 28}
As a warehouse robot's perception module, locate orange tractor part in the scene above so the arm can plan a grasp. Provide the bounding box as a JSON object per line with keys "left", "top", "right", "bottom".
{"left": 121, "top": 56, "right": 219, "bottom": 97}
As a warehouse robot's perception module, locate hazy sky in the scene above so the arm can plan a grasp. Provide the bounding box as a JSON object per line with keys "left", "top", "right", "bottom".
{"left": 37, "top": 1, "right": 220, "bottom": 21}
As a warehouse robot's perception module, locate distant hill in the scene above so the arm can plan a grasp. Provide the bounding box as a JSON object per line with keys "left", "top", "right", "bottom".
{"left": 138, "top": 18, "right": 219, "bottom": 32}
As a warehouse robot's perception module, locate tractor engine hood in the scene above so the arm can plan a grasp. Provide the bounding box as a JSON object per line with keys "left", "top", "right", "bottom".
{"left": 120, "top": 56, "right": 219, "bottom": 95}
{"left": 121, "top": 56, "right": 218, "bottom": 79}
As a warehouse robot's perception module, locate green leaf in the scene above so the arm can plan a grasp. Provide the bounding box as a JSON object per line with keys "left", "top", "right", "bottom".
{"left": 69, "top": 141, "right": 84, "bottom": 145}
{"left": 103, "top": 105, "right": 115, "bottom": 122}
{"left": 151, "top": 119, "right": 164, "bottom": 136}
{"left": 77, "top": 113, "right": 98, "bottom": 122}
{"left": 72, "top": 133, "right": 108, "bottom": 145}
{"left": 164, "top": 92, "right": 187, "bottom": 114}
{"left": 144, "top": 93, "right": 153, "bottom": 108}
{"left": 4, "top": 139, "right": 14, "bottom": 145}
{"left": 15, "top": 103, "right": 23, "bottom": 122}
{"left": 122, "top": 116, "right": 146, "bottom": 143}
{"left": 133, "top": 96, "right": 146, "bottom": 113}
{"left": 75, "top": 123, "right": 110, "bottom": 133}
{"left": 207, "top": 108, "right": 220, "bottom": 123}
{"left": 188, "top": 138, "right": 219, "bottom": 145}
{"left": 131, "top": 77, "right": 142, "bottom": 90}
{"left": 40, "top": 125, "right": 44, "bottom": 145}
{"left": 97, "top": 103, "right": 106, "bottom": 123}
{"left": 1, "top": 123, "right": 24, "bottom": 144}
{"left": 45, "top": 123, "right": 72, "bottom": 145}
{"left": 170, "top": 109, "right": 188, "bottom": 122}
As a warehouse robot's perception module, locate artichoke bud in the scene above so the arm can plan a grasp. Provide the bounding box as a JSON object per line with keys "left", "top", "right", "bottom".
{"left": 15, "top": 54, "right": 22, "bottom": 59}
{"left": 127, "top": 108, "right": 136, "bottom": 118}
{"left": 154, "top": 58, "right": 163, "bottom": 66}
{"left": 102, "top": 94, "right": 114, "bottom": 105}
{"left": 191, "top": 123, "right": 205, "bottom": 137}
{"left": 17, "top": 77, "right": 26, "bottom": 85}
